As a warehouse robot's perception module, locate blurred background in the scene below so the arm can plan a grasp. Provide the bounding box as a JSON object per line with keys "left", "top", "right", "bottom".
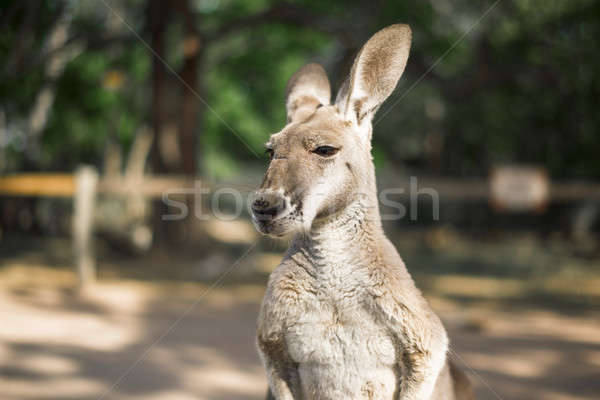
{"left": 1, "top": 0, "right": 599, "bottom": 399}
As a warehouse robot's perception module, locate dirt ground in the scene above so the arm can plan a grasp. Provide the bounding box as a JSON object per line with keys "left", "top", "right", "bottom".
{"left": 1, "top": 229, "right": 600, "bottom": 400}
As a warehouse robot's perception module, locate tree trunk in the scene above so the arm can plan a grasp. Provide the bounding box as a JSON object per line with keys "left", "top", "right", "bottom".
{"left": 147, "top": 0, "right": 170, "bottom": 245}
{"left": 178, "top": 0, "right": 201, "bottom": 177}
{"left": 148, "top": 0, "right": 169, "bottom": 174}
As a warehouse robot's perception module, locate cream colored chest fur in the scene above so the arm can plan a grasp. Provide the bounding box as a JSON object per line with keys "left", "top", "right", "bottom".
{"left": 275, "top": 260, "right": 401, "bottom": 400}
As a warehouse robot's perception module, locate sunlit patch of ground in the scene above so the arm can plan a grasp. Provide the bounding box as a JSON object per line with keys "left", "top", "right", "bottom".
{"left": 0, "top": 272, "right": 267, "bottom": 400}
{"left": 1, "top": 227, "right": 599, "bottom": 399}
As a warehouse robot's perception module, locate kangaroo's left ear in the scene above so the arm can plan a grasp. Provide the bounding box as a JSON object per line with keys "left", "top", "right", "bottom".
{"left": 285, "top": 63, "right": 331, "bottom": 123}
{"left": 335, "top": 24, "right": 412, "bottom": 140}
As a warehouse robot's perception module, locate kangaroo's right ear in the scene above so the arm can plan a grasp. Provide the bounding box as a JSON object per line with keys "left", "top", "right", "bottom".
{"left": 335, "top": 24, "right": 412, "bottom": 140}
{"left": 285, "top": 63, "right": 331, "bottom": 123}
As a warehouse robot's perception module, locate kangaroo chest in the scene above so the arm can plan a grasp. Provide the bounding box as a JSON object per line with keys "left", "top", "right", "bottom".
{"left": 284, "top": 262, "right": 399, "bottom": 399}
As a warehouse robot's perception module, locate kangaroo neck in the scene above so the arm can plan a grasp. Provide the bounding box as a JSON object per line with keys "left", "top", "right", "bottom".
{"left": 293, "top": 195, "right": 383, "bottom": 267}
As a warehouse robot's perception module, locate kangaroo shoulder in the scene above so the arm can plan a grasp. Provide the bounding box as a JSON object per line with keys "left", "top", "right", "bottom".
{"left": 368, "top": 236, "right": 440, "bottom": 324}
{"left": 258, "top": 256, "right": 314, "bottom": 336}
{"left": 267, "top": 255, "right": 315, "bottom": 300}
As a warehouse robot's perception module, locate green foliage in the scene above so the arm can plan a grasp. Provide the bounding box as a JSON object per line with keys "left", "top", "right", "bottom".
{"left": 42, "top": 43, "right": 149, "bottom": 170}
{"left": 1, "top": 0, "right": 599, "bottom": 179}
{"left": 202, "top": 22, "right": 331, "bottom": 176}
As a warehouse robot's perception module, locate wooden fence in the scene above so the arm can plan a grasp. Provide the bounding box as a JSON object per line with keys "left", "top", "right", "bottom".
{"left": 0, "top": 167, "right": 196, "bottom": 289}
{"left": 1, "top": 168, "right": 599, "bottom": 288}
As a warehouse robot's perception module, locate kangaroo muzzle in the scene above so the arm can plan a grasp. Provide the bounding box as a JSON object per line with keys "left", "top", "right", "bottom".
{"left": 250, "top": 189, "right": 289, "bottom": 222}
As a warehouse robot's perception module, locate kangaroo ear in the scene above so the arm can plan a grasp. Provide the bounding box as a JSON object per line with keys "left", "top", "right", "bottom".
{"left": 285, "top": 63, "right": 331, "bottom": 123}
{"left": 335, "top": 24, "right": 412, "bottom": 139}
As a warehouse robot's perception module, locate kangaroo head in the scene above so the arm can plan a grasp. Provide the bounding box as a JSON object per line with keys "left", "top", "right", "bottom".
{"left": 252, "top": 24, "right": 412, "bottom": 237}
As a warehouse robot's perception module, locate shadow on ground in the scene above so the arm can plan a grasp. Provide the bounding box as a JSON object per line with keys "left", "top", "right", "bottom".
{"left": 1, "top": 226, "right": 599, "bottom": 400}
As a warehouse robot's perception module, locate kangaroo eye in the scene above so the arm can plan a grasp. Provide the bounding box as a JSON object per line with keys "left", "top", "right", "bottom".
{"left": 265, "top": 148, "right": 274, "bottom": 160}
{"left": 313, "top": 146, "right": 339, "bottom": 157}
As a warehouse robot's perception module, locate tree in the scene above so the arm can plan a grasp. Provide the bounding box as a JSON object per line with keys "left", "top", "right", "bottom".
{"left": 0, "top": 0, "right": 598, "bottom": 180}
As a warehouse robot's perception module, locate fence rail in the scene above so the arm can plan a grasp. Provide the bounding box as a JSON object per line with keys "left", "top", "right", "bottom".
{"left": 2, "top": 173, "right": 600, "bottom": 201}
{"left": 0, "top": 173, "right": 196, "bottom": 197}
{"left": 2, "top": 170, "right": 599, "bottom": 288}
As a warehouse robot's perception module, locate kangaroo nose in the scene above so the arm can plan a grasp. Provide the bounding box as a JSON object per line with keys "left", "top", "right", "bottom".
{"left": 251, "top": 199, "right": 282, "bottom": 220}
{"left": 251, "top": 192, "right": 286, "bottom": 221}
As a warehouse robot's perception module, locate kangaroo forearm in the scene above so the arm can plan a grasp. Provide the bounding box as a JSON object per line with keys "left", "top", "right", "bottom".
{"left": 400, "top": 349, "right": 447, "bottom": 400}
{"left": 375, "top": 293, "right": 449, "bottom": 400}
{"left": 258, "top": 337, "right": 298, "bottom": 400}
{"left": 264, "top": 361, "right": 297, "bottom": 400}
{"left": 399, "top": 320, "right": 449, "bottom": 400}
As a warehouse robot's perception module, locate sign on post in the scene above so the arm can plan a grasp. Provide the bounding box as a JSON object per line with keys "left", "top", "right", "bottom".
{"left": 490, "top": 165, "right": 549, "bottom": 213}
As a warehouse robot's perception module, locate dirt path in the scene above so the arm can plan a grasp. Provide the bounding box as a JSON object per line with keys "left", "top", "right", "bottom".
{"left": 1, "top": 268, "right": 599, "bottom": 400}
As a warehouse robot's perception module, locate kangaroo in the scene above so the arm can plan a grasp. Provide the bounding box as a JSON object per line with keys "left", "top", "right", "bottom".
{"left": 251, "top": 24, "right": 474, "bottom": 400}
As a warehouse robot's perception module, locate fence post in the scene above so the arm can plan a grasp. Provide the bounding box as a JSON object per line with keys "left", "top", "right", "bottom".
{"left": 73, "top": 165, "right": 98, "bottom": 289}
